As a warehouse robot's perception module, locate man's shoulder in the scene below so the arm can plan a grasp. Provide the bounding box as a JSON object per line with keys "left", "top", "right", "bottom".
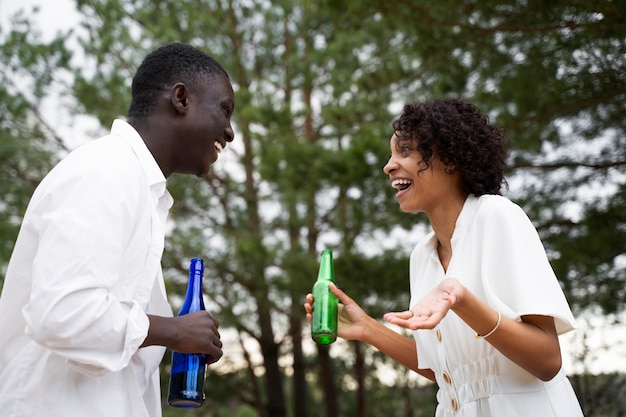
{"left": 35, "top": 133, "right": 143, "bottom": 199}
{"left": 63, "top": 133, "right": 139, "bottom": 172}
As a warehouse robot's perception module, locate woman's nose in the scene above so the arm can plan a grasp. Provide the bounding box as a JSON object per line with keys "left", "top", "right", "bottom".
{"left": 383, "top": 157, "right": 397, "bottom": 175}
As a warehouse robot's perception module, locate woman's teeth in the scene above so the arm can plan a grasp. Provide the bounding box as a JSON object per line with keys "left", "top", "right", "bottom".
{"left": 391, "top": 179, "right": 412, "bottom": 190}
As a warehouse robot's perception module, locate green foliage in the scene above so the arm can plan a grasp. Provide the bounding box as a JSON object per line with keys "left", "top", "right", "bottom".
{"left": 550, "top": 182, "right": 626, "bottom": 315}
{"left": 1, "top": 0, "right": 625, "bottom": 415}
{"left": 0, "top": 9, "right": 72, "bottom": 279}
{"left": 374, "top": 0, "right": 626, "bottom": 314}
{"left": 571, "top": 372, "right": 626, "bottom": 416}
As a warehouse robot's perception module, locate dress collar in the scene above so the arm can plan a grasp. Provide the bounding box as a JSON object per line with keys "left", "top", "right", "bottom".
{"left": 450, "top": 194, "right": 478, "bottom": 248}
{"left": 426, "top": 194, "right": 478, "bottom": 261}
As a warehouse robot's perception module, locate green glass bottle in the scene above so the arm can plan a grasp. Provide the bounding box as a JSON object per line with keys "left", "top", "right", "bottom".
{"left": 311, "top": 249, "right": 338, "bottom": 344}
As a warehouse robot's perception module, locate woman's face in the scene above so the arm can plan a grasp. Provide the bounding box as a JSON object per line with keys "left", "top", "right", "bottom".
{"left": 382, "top": 133, "right": 461, "bottom": 214}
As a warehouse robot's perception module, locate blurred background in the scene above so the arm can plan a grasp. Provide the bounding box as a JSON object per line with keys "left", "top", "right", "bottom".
{"left": 1, "top": 0, "right": 625, "bottom": 416}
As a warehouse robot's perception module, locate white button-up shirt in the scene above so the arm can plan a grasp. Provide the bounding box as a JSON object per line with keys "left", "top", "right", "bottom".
{"left": 0, "top": 119, "right": 173, "bottom": 417}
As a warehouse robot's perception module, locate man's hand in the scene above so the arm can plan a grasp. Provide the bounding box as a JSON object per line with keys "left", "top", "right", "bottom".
{"left": 142, "top": 312, "right": 223, "bottom": 364}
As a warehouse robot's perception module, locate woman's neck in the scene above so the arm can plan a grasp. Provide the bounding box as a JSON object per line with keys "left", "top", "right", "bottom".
{"left": 428, "top": 193, "right": 468, "bottom": 271}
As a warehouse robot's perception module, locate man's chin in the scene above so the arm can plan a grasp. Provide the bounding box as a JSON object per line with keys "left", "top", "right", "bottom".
{"left": 197, "top": 155, "right": 217, "bottom": 176}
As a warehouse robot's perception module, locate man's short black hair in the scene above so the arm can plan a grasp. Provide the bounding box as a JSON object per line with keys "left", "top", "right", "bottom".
{"left": 128, "top": 42, "right": 229, "bottom": 118}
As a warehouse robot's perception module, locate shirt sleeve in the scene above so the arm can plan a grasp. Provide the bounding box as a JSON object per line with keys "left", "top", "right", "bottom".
{"left": 22, "top": 143, "right": 152, "bottom": 375}
{"left": 477, "top": 197, "right": 577, "bottom": 335}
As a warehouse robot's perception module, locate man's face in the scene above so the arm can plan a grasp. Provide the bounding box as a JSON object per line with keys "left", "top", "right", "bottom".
{"left": 173, "top": 74, "right": 235, "bottom": 177}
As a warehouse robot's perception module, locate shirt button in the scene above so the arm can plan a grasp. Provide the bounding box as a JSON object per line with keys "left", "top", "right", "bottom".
{"left": 451, "top": 397, "right": 459, "bottom": 412}
{"left": 436, "top": 328, "right": 442, "bottom": 342}
{"left": 442, "top": 371, "right": 452, "bottom": 385}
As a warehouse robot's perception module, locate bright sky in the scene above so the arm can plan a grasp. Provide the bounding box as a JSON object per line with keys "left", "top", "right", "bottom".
{"left": 2, "top": 0, "right": 625, "bottom": 377}
{"left": 1, "top": 0, "right": 75, "bottom": 36}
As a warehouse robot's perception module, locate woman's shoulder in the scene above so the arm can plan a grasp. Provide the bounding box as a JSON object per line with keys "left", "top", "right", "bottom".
{"left": 474, "top": 193, "right": 516, "bottom": 209}
{"left": 470, "top": 194, "right": 538, "bottom": 239}
{"left": 473, "top": 194, "right": 527, "bottom": 219}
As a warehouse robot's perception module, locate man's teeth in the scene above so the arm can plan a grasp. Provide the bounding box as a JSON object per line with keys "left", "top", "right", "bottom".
{"left": 214, "top": 141, "right": 223, "bottom": 152}
{"left": 391, "top": 179, "right": 412, "bottom": 190}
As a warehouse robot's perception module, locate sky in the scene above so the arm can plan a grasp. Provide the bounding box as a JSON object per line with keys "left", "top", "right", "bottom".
{"left": 1, "top": 0, "right": 77, "bottom": 38}
{"left": 2, "top": 0, "right": 625, "bottom": 377}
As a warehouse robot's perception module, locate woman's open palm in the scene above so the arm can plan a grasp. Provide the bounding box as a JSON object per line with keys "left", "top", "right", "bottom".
{"left": 383, "top": 278, "right": 463, "bottom": 330}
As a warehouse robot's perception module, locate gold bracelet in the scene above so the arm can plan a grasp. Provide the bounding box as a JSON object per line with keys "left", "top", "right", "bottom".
{"left": 475, "top": 311, "right": 501, "bottom": 339}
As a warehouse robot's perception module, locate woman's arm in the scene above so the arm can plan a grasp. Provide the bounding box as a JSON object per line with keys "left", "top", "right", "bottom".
{"left": 305, "top": 283, "right": 435, "bottom": 382}
{"left": 384, "top": 278, "right": 562, "bottom": 381}
{"left": 453, "top": 287, "right": 562, "bottom": 381}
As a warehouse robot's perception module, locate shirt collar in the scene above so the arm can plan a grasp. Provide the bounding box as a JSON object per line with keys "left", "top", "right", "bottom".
{"left": 110, "top": 119, "right": 169, "bottom": 200}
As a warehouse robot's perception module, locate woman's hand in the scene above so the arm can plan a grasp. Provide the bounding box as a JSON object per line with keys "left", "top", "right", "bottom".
{"left": 304, "top": 283, "right": 374, "bottom": 342}
{"left": 384, "top": 278, "right": 465, "bottom": 330}
{"left": 305, "top": 283, "right": 437, "bottom": 381}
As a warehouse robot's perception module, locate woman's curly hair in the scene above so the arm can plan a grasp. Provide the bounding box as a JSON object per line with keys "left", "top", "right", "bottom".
{"left": 392, "top": 97, "right": 508, "bottom": 196}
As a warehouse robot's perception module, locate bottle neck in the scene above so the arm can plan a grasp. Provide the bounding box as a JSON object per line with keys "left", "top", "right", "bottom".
{"left": 180, "top": 259, "right": 206, "bottom": 315}
{"left": 187, "top": 272, "right": 205, "bottom": 310}
{"left": 317, "top": 251, "right": 335, "bottom": 282}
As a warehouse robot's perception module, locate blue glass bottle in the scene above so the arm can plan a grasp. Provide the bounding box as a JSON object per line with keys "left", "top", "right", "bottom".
{"left": 167, "top": 258, "right": 208, "bottom": 408}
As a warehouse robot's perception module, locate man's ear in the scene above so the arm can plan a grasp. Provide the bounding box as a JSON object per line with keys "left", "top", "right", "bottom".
{"left": 170, "top": 83, "right": 190, "bottom": 114}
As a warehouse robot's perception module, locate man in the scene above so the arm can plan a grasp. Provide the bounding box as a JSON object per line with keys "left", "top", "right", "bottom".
{"left": 0, "top": 42, "right": 235, "bottom": 417}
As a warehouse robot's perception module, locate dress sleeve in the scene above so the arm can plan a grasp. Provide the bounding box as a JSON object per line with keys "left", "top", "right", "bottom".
{"left": 477, "top": 197, "right": 577, "bottom": 335}
{"left": 22, "top": 144, "right": 151, "bottom": 375}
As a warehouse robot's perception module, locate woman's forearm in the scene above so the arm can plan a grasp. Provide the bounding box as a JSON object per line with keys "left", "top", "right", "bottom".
{"left": 452, "top": 290, "right": 562, "bottom": 381}
{"left": 361, "top": 317, "right": 436, "bottom": 382}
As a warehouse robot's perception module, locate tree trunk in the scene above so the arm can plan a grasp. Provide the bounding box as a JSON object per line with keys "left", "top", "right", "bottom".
{"left": 239, "top": 334, "right": 267, "bottom": 417}
{"left": 353, "top": 341, "right": 367, "bottom": 417}
{"left": 290, "top": 312, "right": 308, "bottom": 417}
{"left": 258, "top": 297, "right": 286, "bottom": 417}
{"left": 317, "top": 344, "right": 339, "bottom": 417}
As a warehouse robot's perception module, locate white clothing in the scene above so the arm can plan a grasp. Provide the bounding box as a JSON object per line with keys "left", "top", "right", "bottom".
{"left": 409, "top": 195, "right": 584, "bottom": 416}
{"left": 0, "top": 120, "right": 173, "bottom": 417}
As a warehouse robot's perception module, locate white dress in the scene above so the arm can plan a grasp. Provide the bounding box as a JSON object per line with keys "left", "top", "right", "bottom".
{"left": 409, "top": 195, "right": 584, "bottom": 416}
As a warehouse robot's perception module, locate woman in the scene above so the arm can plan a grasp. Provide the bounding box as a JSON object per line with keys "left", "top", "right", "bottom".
{"left": 305, "top": 98, "right": 584, "bottom": 416}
